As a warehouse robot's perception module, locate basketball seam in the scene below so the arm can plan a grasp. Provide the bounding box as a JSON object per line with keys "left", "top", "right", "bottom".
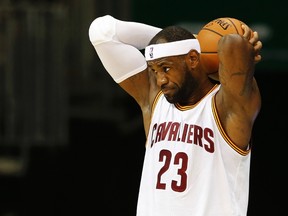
{"left": 201, "top": 28, "right": 223, "bottom": 37}
{"left": 227, "top": 18, "right": 240, "bottom": 34}
{"left": 201, "top": 52, "right": 217, "bottom": 54}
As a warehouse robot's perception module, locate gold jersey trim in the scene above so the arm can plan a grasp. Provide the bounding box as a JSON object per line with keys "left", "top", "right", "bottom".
{"left": 151, "top": 90, "right": 163, "bottom": 114}
{"left": 212, "top": 94, "right": 251, "bottom": 156}
{"left": 151, "top": 84, "right": 250, "bottom": 156}
{"left": 152, "top": 84, "right": 220, "bottom": 111}
{"left": 175, "top": 84, "right": 219, "bottom": 111}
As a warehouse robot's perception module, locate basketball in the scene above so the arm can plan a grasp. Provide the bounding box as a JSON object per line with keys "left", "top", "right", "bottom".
{"left": 197, "top": 17, "right": 249, "bottom": 80}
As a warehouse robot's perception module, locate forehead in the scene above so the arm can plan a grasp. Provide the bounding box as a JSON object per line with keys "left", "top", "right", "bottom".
{"left": 147, "top": 57, "right": 174, "bottom": 67}
{"left": 147, "top": 55, "right": 182, "bottom": 67}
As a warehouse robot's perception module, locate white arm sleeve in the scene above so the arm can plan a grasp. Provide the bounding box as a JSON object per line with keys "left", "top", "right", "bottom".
{"left": 88, "top": 15, "right": 161, "bottom": 83}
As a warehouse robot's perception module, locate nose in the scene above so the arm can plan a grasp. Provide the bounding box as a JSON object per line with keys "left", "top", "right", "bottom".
{"left": 157, "top": 73, "right": 168, "bottom": 86}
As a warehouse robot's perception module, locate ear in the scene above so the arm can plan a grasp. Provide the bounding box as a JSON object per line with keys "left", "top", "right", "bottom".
{"left": 185, "top": 49, "right": 200, "bottom": 69}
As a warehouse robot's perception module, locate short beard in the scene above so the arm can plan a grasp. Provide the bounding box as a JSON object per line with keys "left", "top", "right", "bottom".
{"left": 171, "top": 71, "right": 198, "bottom": 105}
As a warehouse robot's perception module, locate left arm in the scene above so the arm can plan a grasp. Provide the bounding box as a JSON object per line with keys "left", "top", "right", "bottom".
{"left": 215, "top": 26, "right": 262, "bottom": 150}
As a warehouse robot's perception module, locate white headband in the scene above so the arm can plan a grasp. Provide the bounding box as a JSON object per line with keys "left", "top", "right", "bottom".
{"left": 145, "top": 39, "right": 201, "bottom": 61}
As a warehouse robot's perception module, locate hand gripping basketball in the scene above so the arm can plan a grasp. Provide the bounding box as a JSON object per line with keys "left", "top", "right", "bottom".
{"left": 197, "top": 17, "right": 251, "bottom": 80}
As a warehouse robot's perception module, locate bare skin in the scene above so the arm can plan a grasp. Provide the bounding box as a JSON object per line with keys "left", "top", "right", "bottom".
{"left": 119, "top": 24, "right": 262, "bottom": 151}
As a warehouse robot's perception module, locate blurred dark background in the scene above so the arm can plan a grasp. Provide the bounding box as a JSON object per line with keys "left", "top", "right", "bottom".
{"left": 0, "top": 0, "right": 287, "bottom": 215}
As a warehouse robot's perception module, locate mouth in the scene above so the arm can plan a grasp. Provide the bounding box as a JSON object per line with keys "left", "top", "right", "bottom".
{"left": 161, "top": 87, "right": 172, "bottom": 95}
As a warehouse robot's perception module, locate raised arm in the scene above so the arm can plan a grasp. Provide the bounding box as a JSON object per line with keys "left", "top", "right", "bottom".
{"left": 215, "top": 25, "right": 262, "bottom": 150}
{"left": 88, "top": 15, "right": 161, "bottom": 105}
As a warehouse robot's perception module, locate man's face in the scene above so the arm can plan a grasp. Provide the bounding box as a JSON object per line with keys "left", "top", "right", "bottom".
{"left": 147, "top": 55, "right": 195, "bottom": 104}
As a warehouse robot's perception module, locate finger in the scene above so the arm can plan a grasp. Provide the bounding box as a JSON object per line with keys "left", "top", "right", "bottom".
{"left": 249, "top": 31, "right": 259, "bottom": 45}
{"left": 254, "top": 54, "right": 262, "bottom": 63}
{"left": 254, "top": 40, "right": 262, "bottom": 52}
{"left": 241, "top": 24, "right": 252, "bottom": 39}
{"left": 254, "top": 40, "right": 262, "bottom": 63}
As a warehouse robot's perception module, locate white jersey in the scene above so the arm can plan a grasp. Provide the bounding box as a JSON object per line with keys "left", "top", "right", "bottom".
{"left": 136, "top": 84, "right": 251, "bottom": 216}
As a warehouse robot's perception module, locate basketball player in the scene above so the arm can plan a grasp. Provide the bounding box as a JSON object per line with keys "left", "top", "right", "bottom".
{"left": 88, "top": 15, "right": 262, "bottom": 216}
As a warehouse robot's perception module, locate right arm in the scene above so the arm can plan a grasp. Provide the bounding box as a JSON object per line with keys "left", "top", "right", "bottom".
{"left": 88, "top": 15, "right": 161, "bottom": 134}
